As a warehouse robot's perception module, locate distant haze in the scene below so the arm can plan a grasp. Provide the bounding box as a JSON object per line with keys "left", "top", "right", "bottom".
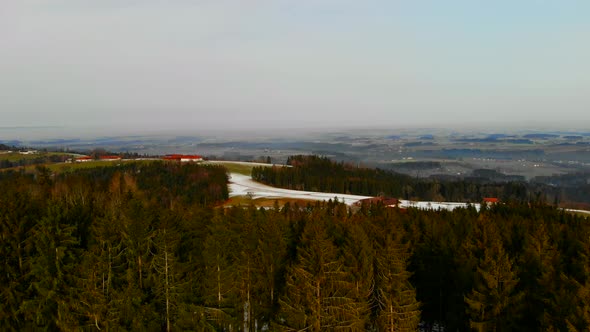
{"left": 2, "top": 1, "right": 589, "bottom": 134}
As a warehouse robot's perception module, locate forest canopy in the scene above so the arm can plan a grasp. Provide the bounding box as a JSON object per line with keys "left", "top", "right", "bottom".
{"left": 0, "top": 160, "right": 589, "bottom": 331}
{"left": 253, "top": 155, "right": 590, "bottom": 208}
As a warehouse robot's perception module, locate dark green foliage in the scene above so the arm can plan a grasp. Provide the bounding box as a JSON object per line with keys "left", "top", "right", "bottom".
{"left": 0, "top": 154, "right": 71, "bottom": 170}
{"left": 278, "top": 219, "right": 368, "bottom": 331}
{"left": 253, "top": 155, "right": 531, "bottom": 203}
{"left": 1, "top": 160, "right": 589, "bottom": 331}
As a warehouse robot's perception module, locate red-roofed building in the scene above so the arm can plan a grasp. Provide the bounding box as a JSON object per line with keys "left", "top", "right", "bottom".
{"left": 99, "top": 155, "right": 122, "bottom": 161}
{"left": 163, "top": 154, "right": 203, "bottom": 162}
{"left": 180, "top": 155, "right": 203, "bottom": 162}
{"left": 75, "top": 156, "right": 93, "bottom": 162}
{"left": 483, "top": 197, "right": 499, "bottom": 204}
{"left": 162, "top": 154, "right": 183, "bottom": 160}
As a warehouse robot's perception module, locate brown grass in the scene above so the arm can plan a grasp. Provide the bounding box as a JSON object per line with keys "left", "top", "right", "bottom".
{"left": 222, "top": 196, "right": 317, "bottom": 208}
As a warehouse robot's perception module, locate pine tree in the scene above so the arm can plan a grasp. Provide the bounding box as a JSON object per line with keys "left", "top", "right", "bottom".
{"left": 278, "top": 219, "right": 365, "bottom": 331}
{"left": 20, "top": 200, "right": 80, "bottom": 329}
{"left": 464, "top": 235, "right": 523, "bottom": 331}
{"left": 560, "top": 226, "right": 590, "bottom": 331}
{"left": 201, "top": 211, "right": 238, "bottom": 329}
{"left": 255, "top": 209, "right": 287, "bottom": 323}
{"left": 118, "top": 197, "right": 158, "bottom": 329}
{"left": 0, "top": 190, "right": 40, "bottom": 330}
{"left": 520, "top": 221, "right": 560, "bottom": 330}
{"left": 74, "top": 208, "right": 127, "bottom": 330}
{"left": 341, "top": 220, "right": 373, "bottom": 330}
{"left": 150, "top": 212, "right": 184, "bottom": 332}
{"left": 374, "top": 232, "right": 421, "bottom": 332}
{"left": 231, "top": 208, "right": 259, "bottom": 332}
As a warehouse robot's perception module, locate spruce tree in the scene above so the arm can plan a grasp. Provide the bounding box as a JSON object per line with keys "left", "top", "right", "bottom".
{"left": 464, "top": 235, "right": 523, "bottom": 331}
{"left": 201, "top": 212, "right": 238, "bottom": 329}
{"left": 74, "top": 208, "right": 127, "bottom": 330}
{"left": 150, "top": 212, "right": 184, "bottom": 332}
{"left": 374, "top": 232, "right": 421, "bottom": 332}
{"left": 278, "top": 218, "right": 365, "bottom": 331}
{"left": 20, "top": 201, "right": 80, "bottom": 329}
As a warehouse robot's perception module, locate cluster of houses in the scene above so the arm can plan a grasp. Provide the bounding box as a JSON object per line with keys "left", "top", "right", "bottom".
{"left": 0, "top": 150, "right": 39, "bottom": 155}
{"left": 73, "top": 154, "right": 203, "bottom": 163}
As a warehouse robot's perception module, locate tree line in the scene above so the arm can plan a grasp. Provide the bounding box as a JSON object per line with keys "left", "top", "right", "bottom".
{"left": 0, "top": 154, "right": 71, "bottom": 170}
{"left": 252, "top": 155, "right": 531, "bottom": 203}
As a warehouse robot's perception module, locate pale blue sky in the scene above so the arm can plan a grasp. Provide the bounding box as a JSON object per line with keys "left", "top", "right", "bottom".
{"left": 1, "top": 1, "right": 589, "bottom": 133}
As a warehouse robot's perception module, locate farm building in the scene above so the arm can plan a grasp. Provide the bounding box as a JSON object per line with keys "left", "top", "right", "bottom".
{"left": 99, "top": 155, "right": 122, "bottom": 161}
{"left": 75, "top": 156, "right": 93, "bottom": 162}
{"left": 483, "top": 197, "right": 500, "bottom": 204}
{"left": 162, "top": 154, "right": 203, "bottom": 162}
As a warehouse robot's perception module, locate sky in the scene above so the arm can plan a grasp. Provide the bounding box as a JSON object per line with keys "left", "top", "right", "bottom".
{"left": 1, "top": 0, "right": 589, "bottom": 135}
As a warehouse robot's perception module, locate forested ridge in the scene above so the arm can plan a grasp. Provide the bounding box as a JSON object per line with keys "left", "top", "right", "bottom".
{"left": 252, "top": 155, "right": 589, "bottom": 206}
{"left": 1, "top": 161, "right": 590, "bottom": 331}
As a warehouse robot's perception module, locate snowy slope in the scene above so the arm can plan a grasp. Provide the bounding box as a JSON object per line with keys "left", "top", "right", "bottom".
{"left": 228, "top": 173, "right": 372, "bottom": 205}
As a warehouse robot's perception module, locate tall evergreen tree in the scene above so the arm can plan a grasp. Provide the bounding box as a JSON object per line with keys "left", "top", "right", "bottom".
{"left": 201, "top": 211, "right": 238, "bottom": 329}
{"left": 150, "top": 211, "right": 184, "bottom": 332}
{"left": 341, "top": 220, "right": 373, "bottom": 330}
{"left": 0, "top": 190, "right": 40, "bottom": 330}
{"left": 519, "top": 221, "right": 560, "bottom": 330}
{"left": 20, "top": 201, "right": 80, "bottom": 330}
{"left": 374, "top": 231, "right": 421, "bottom": 332}
{"left": 74, "top": 207, "right": 128, "bottom": 330}
{"left": 464, "top": 224, "right": 523, "bottom": 332}
{"left": 278, "top": 218, "right": 366, "bottom": 331}
{"left": 255, "top": 209, "right": 288, "bottom": 325}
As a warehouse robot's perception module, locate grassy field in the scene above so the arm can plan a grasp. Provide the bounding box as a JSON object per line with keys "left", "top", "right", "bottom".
{"left": 222, "top": 195, "right": 317, "bottom": 208}
{"left": 2, "top": 159, "right": 275, "bottom": 176}
{"left": 0, "top": 151, "right": 73, "bottom": 162}
{"left": 205, "top": 161, "right": 276, "bottom": 176}
{"left": 6, "top": 160, "right": 130, "bottom": 174}
{"left": 47, "top": 160, "right": 136, "bottom": 173}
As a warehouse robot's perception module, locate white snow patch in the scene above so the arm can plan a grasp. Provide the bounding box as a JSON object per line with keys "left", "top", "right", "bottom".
{"left": 564, "top": 208, "right": 590, "bottom": 215}
{"left": 399, "top": 200, "right": 480, "bottom": 212}
{"left": 228, "top": 173, "right": 371, "bottom": 205}
{"left": 228, "top": 172, "right": 482, "bottom": 210}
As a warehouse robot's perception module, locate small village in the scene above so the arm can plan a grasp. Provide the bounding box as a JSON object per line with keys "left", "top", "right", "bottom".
{"left": 71, "top": 154, "right": 203, "bottom": 163}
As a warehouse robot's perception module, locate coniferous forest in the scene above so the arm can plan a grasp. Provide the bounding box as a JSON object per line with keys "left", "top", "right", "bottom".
{"left": 1, "top": 161, "right": 590, "bottom": 331}
{"left": 252, "top": 155, "right": 588, "bottom": 206}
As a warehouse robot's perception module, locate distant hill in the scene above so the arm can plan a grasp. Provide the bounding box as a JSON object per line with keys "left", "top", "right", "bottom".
{"left": 523, "top": 133, "right": 559, "bottom": 139}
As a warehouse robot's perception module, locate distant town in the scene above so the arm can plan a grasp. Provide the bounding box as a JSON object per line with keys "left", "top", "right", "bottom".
{"left": 71, "top": 154, "right": 203, "bottom": 163}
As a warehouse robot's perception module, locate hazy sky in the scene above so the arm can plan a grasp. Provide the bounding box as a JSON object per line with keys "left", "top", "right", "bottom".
{"left": 2, "top": 1, "right": 589, "bottom": 133}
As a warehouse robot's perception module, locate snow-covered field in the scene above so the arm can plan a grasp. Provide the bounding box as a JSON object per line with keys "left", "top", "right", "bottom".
{"left": 399, "top": 200, "right": 481, "bottom": 212}
{"left": 228, "top": 172, "right": 590, "bottom": 215}
{"left": 564, "top": 208, "right": 590, "bottom": 215}
{"left": 221, "top": 161, "right": 590, "bottom": 214}
{"left": 228, "top": 172, "right": 482, "bottom": 211}
{"left": 228, "top": 173, "right": 372, "bottom": 205}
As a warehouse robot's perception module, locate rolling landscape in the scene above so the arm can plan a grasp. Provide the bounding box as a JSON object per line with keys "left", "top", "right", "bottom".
{"left": 3, "top": 1, "right": 590, "bottom": 331}
{"left": 1, "top": 131, "right": 590, "bottom": 331}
